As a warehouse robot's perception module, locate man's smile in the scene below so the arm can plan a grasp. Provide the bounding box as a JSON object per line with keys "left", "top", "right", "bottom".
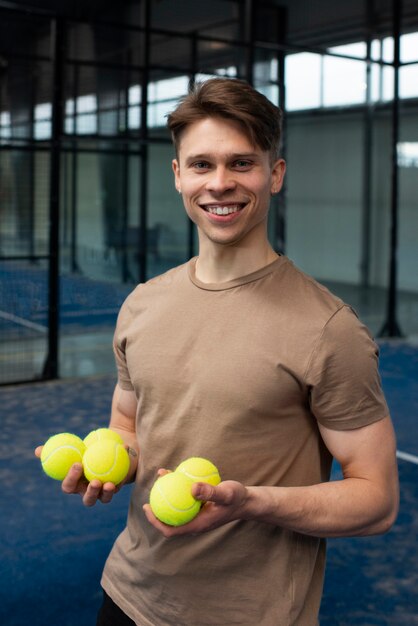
{"left": 199, "top": 202, "right": 247, "bottom": 216}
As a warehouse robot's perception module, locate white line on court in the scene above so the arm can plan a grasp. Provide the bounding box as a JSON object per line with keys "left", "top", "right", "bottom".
{"left": 59, "top": 307, "right": 120, "bottom": 318}
{"left": 31, "top": 307, "right": 120, "bottom": 319}
{"left": 396, "top": 450, "right": 418, "bottom": 465}
{"left": 0, "top": 310, "right": 47, "bottom": 333}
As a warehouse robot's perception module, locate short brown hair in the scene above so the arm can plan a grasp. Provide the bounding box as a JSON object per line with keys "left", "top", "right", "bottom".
{"left": 167, "top": 78, "right": 283, "bottom": 161}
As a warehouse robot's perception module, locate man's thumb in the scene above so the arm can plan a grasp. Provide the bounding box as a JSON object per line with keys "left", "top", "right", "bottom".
{"left": 192, "top": 481, "right": 219, "bottom": 502}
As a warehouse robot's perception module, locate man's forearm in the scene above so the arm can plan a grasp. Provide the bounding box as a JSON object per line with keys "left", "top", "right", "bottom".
{"left": 109, "top": 426, "right": 138, "bottom": 484}
{"left": 109, "top": 385, "right": 139, "bottom": 484}
{"left": 243, "top": 478, "right": 398, "bottom": 538}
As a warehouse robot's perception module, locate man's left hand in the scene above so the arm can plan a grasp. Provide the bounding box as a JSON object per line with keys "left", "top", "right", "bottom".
{"left": 143, "top": 480, "right": 248, "bottom": 537}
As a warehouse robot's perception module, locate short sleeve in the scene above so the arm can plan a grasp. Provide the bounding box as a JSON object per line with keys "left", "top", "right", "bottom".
{"left": 306, "top": 306, "right": 389, "bottom": 430}
{"left": 113, "top": 299, "right": 135, "bottom": 392}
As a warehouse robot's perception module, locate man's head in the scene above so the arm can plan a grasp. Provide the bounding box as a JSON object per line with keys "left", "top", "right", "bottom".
{"left": 167, "top": 78, "right": 283, "bottom": 163}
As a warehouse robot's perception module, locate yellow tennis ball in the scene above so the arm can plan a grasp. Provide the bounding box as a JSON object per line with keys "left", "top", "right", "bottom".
{"left": 175, "top": 457, "right": 221, "bottom": 486}
{"left": 149, "top": 472, "right": 202, "bottom": 526}
{"left": 83, "top": 440, "right": 129, "bottom": 485}
{"left": 83, "top": 427, "right": 124, "bottom": 447}
{"left": 41, "top": 433, "right": 86, "bottom": 481}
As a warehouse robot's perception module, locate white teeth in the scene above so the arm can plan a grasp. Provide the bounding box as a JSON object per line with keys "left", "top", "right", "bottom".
{"left": 206, "top": 205, "right": 241, "bottom": 215}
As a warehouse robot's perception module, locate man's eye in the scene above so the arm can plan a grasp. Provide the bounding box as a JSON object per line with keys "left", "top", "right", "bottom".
{"left": 193, "top": 162, "right": 209, "bottom": 170}
{"left": 234, "top": 160, "right": 252, "bottom": 168}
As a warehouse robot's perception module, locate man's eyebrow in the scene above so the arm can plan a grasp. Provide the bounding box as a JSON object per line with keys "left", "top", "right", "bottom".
{"left": 184, "top": 152, "right": 260, "bottom": 163}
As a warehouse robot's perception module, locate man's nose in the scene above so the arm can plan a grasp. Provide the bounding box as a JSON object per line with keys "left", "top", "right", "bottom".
{"left": 205, "top": 167, "right": 236, "bottom": 193}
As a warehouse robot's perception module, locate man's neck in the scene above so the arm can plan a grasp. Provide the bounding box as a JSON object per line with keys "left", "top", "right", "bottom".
{"left": 195, "top": 242, "right": 279, "bottom": 284}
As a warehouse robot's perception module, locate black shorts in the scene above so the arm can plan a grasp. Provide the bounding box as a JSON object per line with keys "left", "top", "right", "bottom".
{"left": 96, "top": 591, "right": 136, "bottom": 626}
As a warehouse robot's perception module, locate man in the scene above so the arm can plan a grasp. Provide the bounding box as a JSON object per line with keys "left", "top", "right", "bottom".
{"left": 36, "top": 78, "right": 399, "bottom": 625}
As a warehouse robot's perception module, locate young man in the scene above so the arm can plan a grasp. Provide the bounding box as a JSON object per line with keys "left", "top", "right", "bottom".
{"left": 36, "top": 78, "right": 399, "bottom": 626}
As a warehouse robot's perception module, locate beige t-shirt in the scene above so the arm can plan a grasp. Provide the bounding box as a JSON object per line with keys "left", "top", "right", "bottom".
{"left": 102, "top": 255, "right": 388, "bottom": 626}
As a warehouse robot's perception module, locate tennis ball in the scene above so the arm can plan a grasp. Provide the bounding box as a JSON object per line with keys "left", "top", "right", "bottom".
{"left": 175, "top": 457, "right": 221, "bottom": 486}
{"left": 83, "top": 440, "right": 129, "bottom": 485}
{"left": 41, "top": 433, "right": 86, "bottom": 481}
{"left": 83, "top": 427, "right": 124, "bottom": 447}
{"left": 149, "top": 472, "right": 202, "bottom": 526}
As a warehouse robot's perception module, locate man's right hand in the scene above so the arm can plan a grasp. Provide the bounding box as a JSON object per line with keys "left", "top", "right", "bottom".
{"left": 35, "top": 446, "right": 120, "bottom": 507}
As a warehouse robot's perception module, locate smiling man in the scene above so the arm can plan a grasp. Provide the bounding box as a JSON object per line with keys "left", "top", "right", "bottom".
{"left": 171, "top": 115, "right": 285, "bottom": 273}
{"left": 38, "top": 78, "right": 399, "bottom": 626}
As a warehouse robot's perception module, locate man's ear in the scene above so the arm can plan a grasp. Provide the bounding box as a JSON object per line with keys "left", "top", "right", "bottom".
{"left": 172, "top": 159, "right": 181, "bottom": 193}
{"left": 270, "top": 158, "right": 286, "bottom": 195}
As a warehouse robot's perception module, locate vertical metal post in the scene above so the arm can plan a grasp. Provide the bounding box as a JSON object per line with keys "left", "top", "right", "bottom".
{"left": 138, "top": 0, "right": 151, "bottom": 284}
{"left": 29, "top": 71, "right": 36, "bottom": 260}
{"left": 43, "top": 17, "right": 64, "bottom": 378}
{"left": 187, "top": 33, "right": 198, "bottom": 260}
{"left": 70, "top": 141, "right": 79, "bottom": 272}
{"left": 70, "top": 62, "right": 80, "bottom": 273}
{"left": 378, "top": 0, "right": 403, "bottom": 337}
{"left": 360, "top": 0, "right": 374, "bottom": 290}
{"left": 274, "top": 7, "right": 288, "bottom": 255}
{"left": 122, "top": 56, "right": 132, "bottom": 283}
{"left": 243, "top": 0, "right": 254, "bottom": 84}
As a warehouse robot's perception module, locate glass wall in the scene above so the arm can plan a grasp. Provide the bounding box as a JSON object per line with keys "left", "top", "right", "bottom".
{"left": 0, "top": 8, "right": 53, "bottom": 383}
{"left": 1, "top": 1, "right": 417, "bottom": 384}
{"left": 284, "top": 28, "right": 418, "bottom": 337}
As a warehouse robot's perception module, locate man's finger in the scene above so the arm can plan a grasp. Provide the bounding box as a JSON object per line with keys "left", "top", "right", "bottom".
{"left": 82, "top": 480, "right": 103, "bottom": 507}
{"left": 157, "top": 468, "right": 171, "bottom": 477}
{"left": 61, "top": 463, "right": 85, "bottom": 494}
{"left": 143, "top": 503, "right": 178, "bottom": 537}
{"left": 99, "top": 482, "right": 117, "bottom": 504}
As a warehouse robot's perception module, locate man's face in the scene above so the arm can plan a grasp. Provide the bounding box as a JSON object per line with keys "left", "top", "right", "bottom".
{"left": 172, "top": 116, "right": 285, "bottom": 249}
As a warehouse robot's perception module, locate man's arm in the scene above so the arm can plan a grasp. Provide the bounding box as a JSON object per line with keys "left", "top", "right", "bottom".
{"left": 143, "top": 416, "right": 399, "bottom": 538}
{"left": 242, "top": 415, "right": 399, "bottom": 537}
{"left": 107, "top": 383, "right": 139, "bottom": 484}
{"left": 35, "top": 383, "right": 138, "bottom": 507}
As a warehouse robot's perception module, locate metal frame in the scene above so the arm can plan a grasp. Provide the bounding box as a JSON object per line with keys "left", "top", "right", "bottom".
{"left": 0, "top": 0, "right": 412, "bottom": 385}
{"left": 0, "top": 0, "right": 288, "bottom": 384}
{"left": 378, "top": 0, "right": 403, "bottom": 337}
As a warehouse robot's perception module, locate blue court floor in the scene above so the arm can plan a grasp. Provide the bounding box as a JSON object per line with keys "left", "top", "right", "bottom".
{"left": 0, "top": 339, "right": 417, "bottom": 625}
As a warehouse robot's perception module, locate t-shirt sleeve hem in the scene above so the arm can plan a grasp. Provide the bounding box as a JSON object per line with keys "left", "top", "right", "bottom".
{"left": 117, "top": 378, "right": 134, "bottom": 391}
{"left": 317, "top": 411, "right": 389, "bottom": 431}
